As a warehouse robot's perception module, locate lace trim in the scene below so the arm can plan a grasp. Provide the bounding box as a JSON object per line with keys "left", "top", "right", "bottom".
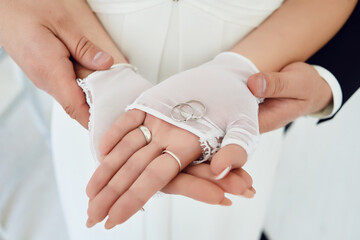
{"left": 76, "top": 63, "right": 138, "bottom": 162}
{"left": 193, "top": 136, "right": 223, "bottom": 164}
{"left": 77, "top": 78, "right": 93, "bottom": 130}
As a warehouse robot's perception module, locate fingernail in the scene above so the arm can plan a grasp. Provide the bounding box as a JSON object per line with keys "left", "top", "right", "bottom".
{"left": 92, "top": 51, "right": 111, "bottom": 66}
{"left": 242, "top": 189, "right": 255, "bottom": 199}
{"left": 105, "top": 219, "right": 116, "bottom": 230}
{"left": 256, "top": 75, "right": 267, "bottom": 97}
{"left": 249, "top": 186, "right": 256, "bottom": 194}
{"left": 219, "top": 197, "right": 232, "bottom": 206}
{"left": 214, "top": 166, "right": 232, "bottom": 180}
{"left": 86, "top": 218, "right": 96, "bottom": 228}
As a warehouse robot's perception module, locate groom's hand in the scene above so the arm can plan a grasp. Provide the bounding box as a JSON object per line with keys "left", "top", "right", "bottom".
{"left": 247, "top": 62, "right": 333, "bottom": 133}
{"left": 0, "top": 0, "right": 114, "bottom": 128}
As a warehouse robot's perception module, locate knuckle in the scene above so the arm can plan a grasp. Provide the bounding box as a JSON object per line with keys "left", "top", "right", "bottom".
{"left": 74, "top": 36, "right": 93, "bottom": 60}
{"left": 107, "top": 179, "right": 122, "bottom": 196}
{"left": 123, "top": 159, "right": 142, "bottom": 175}
{"left": 63, "top": 104, "right": 77, "bottom": 119}
{"left": 273, "top": 76, "right": 287, "bottom": 96}
{"left": 144, "top": 164, "right": 168, "bottom": 187}
{"left": 272, "top": 75, "right": 284, "bottom": 95}
{"left": 120, "top": 137, "right": 137, "bottom": 153}
{"left": 101, "top": 158, "right": 118, "bottom": 174}
{"left": 127, "top": 188, "right": 147, "bottom": 206}
{"left": 127, "top": 110, "right": 145, "bottom": 124}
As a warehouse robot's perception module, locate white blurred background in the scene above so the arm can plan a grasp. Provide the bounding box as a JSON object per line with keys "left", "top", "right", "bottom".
{"left": 0, "top": 50, "right": 68, "bottom": 240}
{"left": 0, "top": 45, "right": 359, "bottom": 240}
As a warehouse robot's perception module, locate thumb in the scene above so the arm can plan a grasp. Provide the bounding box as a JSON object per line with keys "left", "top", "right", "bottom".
{"left": 210, "top": 145, "right": 247, "bottom": 180}
{"left": 248, "top": 72, "right": 299, "bottom": 99}
{"left": 57, "top": 22, "right": 113, "bottom": 70}
{"left": 51, "top": 57, "right": 90, "bottom": 129}
{"left": 257, "top": 98, "right": 305, "bottom": 133}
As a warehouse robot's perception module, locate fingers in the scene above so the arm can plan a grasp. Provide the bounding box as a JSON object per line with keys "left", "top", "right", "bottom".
{"left": 98, "top": 110, "right": 146, "bottom": 156}
{"left": 210, "top": 144, "right": 247, "bottom": 180}
{"left": 21, "top": 26, "right": 91, "bottom": 128}
{"left": 55, "top": 17, "right": 113, "bottom": 70}
{"left": 52, "top": 60, "right": 91, "bottom": 128}
{"left": 104, "top": 153, "right": 185, "bottom": 228}
{"left": 162, "top": 173, "right": 231, "bottom": 205}
{"left": 247, "top": 70, "right": 308, "bottom": 99}
{"left": 184, "top": 164, "right": 254, "bottom": 197}
{"left": 87, "top": 143, "right": 161, "bottom": 224}
{"left": 247, "top": 62, "right": 324, "bottom": 133}
{"left": 86, "top": 126, "right": 149, "bottom": 199}
{"left": 258, "top": 98, "right": 307, "bottom": 133}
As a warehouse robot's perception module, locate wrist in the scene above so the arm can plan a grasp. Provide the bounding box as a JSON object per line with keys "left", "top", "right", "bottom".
{"left": 309, "top": 65, "right": 342, "bottom": 119}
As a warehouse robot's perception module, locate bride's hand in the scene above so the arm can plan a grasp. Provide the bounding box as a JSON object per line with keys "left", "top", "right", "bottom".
{"left": 86, "top": 109, "right": 254, "bottom": 229}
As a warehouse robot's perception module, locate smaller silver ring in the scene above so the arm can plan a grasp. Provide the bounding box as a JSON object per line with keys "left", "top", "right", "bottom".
{"left": 180, "top": 100, "right": 207, "bottom": 120}
{"left": 162, "top": 150, "right": 182, "bottom": 173}
{"left": 170, "top": 103, "right": 194, "bottom": 122}
{"left": 138, "top": 125, "right": 152, "bottom": 144}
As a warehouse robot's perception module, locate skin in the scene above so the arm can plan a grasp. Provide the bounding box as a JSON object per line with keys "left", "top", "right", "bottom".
{"left": 85, "top": 0, "right": 357, "bottom": 229}
{"left": 248, "top": 62, "right": 336, "bottom": 133}
{"left": 2, "top": 0, "right": 356, "bottom": 230}
{"left": 0, "top": 0, "right": 126, "bottom": 128}
{"left": 0, "top": 0, "right": 255, "bottom": 216}
{"left": 86, "top": 110, "right": 254, "bottom": 228}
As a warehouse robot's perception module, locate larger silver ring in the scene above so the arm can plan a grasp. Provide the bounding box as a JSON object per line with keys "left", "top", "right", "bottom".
{"left": 170, "top": 100, "right": 207, "bottom": 122}
{"left": 180, "top": 100, "right": 206, "bottom": 120}
{"left": 162, "top": 150, "right": 182, "bottom": 173}
{"left": 170, "top": 103, "right": 194, "bottom": 122}
{"left": 138, "top": 125, "right": 152, "bottom": 144}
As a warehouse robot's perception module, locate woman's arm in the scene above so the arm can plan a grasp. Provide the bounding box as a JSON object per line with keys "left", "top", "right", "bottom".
{"left": 232, "top": 0, "right": 358, "bottom": 72}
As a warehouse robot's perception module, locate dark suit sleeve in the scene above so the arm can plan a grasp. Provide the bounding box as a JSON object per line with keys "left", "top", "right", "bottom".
{"left": 306, "top": 2, "right": 360, "bottom": 122}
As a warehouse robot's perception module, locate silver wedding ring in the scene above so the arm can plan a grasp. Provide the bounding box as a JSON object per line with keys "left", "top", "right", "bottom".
{"left": 138, "top": 125, "right": 152, "bottom": 144}
{"left": 162, "top": 150, "right": 182, "bottom": 173}
{"left": 171, "top": 103, "right": 194, "bottom": 122}
{"left": 170, "top": 100, "right": 207, "bottom": 122}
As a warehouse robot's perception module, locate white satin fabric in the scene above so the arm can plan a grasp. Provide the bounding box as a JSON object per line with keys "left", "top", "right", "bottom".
{"left": 52, "top": 1, "right": 284, "bottom": 239}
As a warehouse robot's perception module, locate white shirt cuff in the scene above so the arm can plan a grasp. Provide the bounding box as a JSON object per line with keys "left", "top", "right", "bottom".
{"left": 309, "top": 65, "right": 343, "bottom": 119}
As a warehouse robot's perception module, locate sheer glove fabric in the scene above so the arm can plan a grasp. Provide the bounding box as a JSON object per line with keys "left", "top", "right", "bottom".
{"left": 127, "top": 52, "right": 260, "bottom": 162}
{"left": 77, "top": 64, "right": 152, "bottom": 161}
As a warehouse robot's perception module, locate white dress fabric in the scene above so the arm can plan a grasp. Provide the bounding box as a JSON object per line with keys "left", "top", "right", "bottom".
{"left": 51, "top": 1, "right": 284, "bottom": 239}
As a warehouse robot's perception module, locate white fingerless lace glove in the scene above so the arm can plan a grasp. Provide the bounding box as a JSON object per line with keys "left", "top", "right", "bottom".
{"left": 77, "top": 64, "right": 152, "bottom": 161}
{"left": 126, "top": 52, "right": 260, "bottom": 163}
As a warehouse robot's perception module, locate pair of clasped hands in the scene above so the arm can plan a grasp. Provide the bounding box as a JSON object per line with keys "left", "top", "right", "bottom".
{"left": 84, "top": 52, "right": 261, "bottom": 229}
{"left": 0, "top": 0, "right": 332, "bottom": 230}
{"left": 83, "top": 52, "right": 332, "bottom": 229}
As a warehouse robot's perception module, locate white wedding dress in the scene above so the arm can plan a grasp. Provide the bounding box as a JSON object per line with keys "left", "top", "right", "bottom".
{"left": 52, "top": 1, "right": 284, "bottom": 239}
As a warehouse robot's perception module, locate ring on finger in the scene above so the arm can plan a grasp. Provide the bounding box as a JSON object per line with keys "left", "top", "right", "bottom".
{"left": 138, "top": 125, "right": 152, "bottom": 144}
{"left": 162, "top": 150, "right": 182, "bottom": 173}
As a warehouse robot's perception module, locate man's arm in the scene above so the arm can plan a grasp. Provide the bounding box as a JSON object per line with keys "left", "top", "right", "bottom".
{"left": 245, "top": 2, "right": 359, "bottom": 133}
{"left": 307, "top": 2, "right": 360, "bottom": 121}
{"left": 0, "top": 0, "right": 127, "bottom": 128}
